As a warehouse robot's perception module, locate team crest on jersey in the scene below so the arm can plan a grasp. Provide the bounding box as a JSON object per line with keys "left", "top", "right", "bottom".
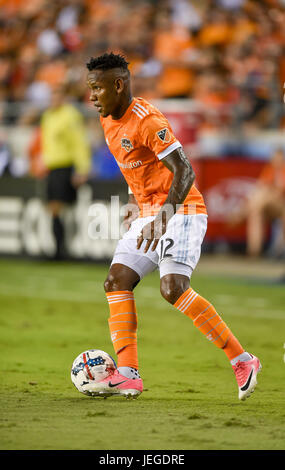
{"left": 121, "top": 138, "right": 133, "bottom": 152}
{"left": 157, "top": 128, "right": 171, "bottom": 143}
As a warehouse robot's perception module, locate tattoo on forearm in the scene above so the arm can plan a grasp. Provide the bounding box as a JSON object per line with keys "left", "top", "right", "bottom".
{"left": 177, "top": 147, "right": 189, "bottom": 164}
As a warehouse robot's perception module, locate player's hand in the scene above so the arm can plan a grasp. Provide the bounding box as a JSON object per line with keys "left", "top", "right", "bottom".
{"left": 123, "top": 204, "right": 140, "bottom": 231}
{"left": 71, "top": 173, "right": 88, "bottom": 188}
{"left": 137, "top": 215, "right": 167, "bottom": 253}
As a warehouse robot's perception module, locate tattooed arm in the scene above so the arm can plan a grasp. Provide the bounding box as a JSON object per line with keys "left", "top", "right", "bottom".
{"left": 137, "top": 147, "right": 195, "bottom": 253}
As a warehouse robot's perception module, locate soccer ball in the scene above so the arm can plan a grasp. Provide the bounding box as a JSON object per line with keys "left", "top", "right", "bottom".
{"left": 71, "top": 349, "right": 116, "bottom": 395}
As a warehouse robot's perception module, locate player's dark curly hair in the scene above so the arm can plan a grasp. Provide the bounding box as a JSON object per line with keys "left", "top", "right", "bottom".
{"left": 86, "top": 52, "right": 129, "bottom": 72}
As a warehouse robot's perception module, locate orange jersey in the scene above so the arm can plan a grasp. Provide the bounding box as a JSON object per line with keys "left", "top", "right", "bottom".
{"left": 100, "top": 97, "right": 207, "bottom": 217}
{"left": 259, "top": 163, "right": 285, "bottom": 192}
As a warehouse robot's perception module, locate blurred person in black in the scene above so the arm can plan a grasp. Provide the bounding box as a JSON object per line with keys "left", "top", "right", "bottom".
{"left": 41, "top": 86, "right": 91, "bottom": 259}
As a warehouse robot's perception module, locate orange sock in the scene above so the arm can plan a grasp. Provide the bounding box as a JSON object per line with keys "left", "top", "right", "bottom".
{"left": 106, "top": 291, "right": 138, "bottom": 369}
{"left": 174, "top": 288, "right": 244, "bottom": 360}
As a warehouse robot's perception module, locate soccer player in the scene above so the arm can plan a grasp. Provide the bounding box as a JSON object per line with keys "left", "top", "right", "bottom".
{"left": 86, "top": 52, "right": 261, "bottom": 400}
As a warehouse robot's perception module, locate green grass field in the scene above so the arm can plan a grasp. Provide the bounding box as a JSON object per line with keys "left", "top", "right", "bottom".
{"left": 0, "top": 258, "right": 284, "bottom": 450}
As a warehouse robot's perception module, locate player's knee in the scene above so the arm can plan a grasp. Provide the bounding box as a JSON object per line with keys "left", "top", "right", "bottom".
{"left": 104, "top": 273, "right": 120, "bottom": 292}
{"left": 160, "top": 275, "right": 188, "bottom": 305}
{"left": 104, "top": 272, "right": 138, "bottom": 292}
{"left": 248, "top": 194, "right": 266, "bottom": 214}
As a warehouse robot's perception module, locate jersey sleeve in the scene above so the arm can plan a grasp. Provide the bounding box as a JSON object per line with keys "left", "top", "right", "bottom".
{"left": 258, "top": 164, "right": 273, "bottom": 185}
{"left": 139, "top": 113, "right": 181, "bottom": 160}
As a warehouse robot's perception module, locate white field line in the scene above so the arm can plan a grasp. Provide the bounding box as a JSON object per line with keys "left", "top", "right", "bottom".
{"left": 0, "top": 284, "right": 103, "bottom": 303}
{"left": 214, "top": 294, "right": 269, "bottom": 308}
{"left": 0, "top": 283, "right": 163, "bottom": 306}
{"left": 0, "top": 285, "right": 284, "bottom": 320}
{"left": 212, "top": 294, "right": 285, "bottom": 320}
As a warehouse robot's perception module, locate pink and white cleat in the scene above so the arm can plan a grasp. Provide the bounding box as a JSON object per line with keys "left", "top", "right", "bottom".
{"left": 86, "top": 369, "right": 143, "bottom": 399}
{"left": 232, "top": 354, "right": 262, "bottom": 401}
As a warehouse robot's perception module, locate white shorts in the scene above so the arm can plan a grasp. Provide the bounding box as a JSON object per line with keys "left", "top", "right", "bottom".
{"left": 111, "top": 214, "right": 208, "bottom": 280}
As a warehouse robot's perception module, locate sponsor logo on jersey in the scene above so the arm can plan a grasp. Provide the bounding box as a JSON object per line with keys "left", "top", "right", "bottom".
{"left": 157, "top": 128, "right": 171, "bottom": 143}
{"left": 117, "top": 159, "right": 142, "bottom": 169}
{"left": 121, "top": 138, "right": 134, "bottom": 152}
